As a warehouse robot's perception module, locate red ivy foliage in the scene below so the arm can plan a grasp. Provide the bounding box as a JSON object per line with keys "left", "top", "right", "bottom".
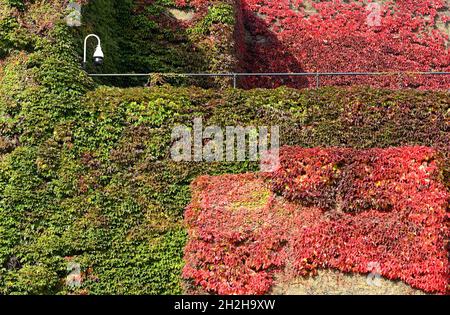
{"left": 183, "top": 147, "right": 449, "bottom": 294}
{"left": 183, "top": 173, "right": 294, "bottom": 294}
{"left": 270, "top": 146, "right": 447, "bottom": 213}
{"left": 166, "top": 1, "right": 450, "bottom": 89}
{"left": 240, "top": 0, "right": 450, "bottom": 89}
{"left": 268, "top": 147, "right": 352, "bottom": 209}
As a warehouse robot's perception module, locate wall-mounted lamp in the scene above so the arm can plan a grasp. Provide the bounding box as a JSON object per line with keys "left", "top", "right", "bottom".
{"left": 83, "top": 34, "right": 104, "bottom": 68}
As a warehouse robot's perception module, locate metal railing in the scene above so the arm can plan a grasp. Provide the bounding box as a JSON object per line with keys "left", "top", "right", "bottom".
{"left": 88, "top": 71, "right": 450, "bottom": 88}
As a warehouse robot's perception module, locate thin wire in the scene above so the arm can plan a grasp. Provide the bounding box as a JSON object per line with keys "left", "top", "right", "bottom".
{"left": 87, "top": 71, "right": 450, "bottom": 77}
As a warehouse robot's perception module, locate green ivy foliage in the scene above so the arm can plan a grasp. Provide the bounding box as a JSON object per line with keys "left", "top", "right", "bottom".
{"left": 3, "top": 0, "right": 25, "bottom": 10}
{"left": 0, "top": 3, "right": 32, "bottom": 58}
{"left": 0, "top": 1, "right": 94, "bottom": 295}
{"left": 190, "top": 3, "right": 235, "bottom": 35}
{"left": 76, "top": 0, "right": 211, "bottom": 87}
{"left": 76, "top": 0, "right": 239, "bottom": 88}
{"left": 0, "top": 27, "right": 93, "bottom": 146}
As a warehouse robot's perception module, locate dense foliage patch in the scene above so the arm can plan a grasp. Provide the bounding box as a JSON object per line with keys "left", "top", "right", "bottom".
{"left": 79, "top": 0, "right": 241, "bottom": 87}
{"left": 184, "top": 173, "right": 286, "bottom": 294}
{"left": 174, "top": 0, "right": 450, "bottom": 89}
{"left": 0, "top": 0, "right": 239, "bottom": 295}
{"left": 1, "top": 0, "right": 449, "bottom": 295}
{"left": 183, "top": 147, "right": 449, "bottom": 294}
{"left": 270, "top": 146, "right": 449, "bottom": 212}
{"left": 238, "top": 0, "right": 450, "bottom": 89}
{"left": 1, "top": 82, "right": 448, "bottom": 294}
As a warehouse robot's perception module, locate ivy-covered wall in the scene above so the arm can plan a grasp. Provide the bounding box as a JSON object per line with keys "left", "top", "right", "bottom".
{"left": 77, "top": 0, "right": 242, "bottom": 87}
{"left": 1, "top": 82, "right": 448, "bottom": 294}
{"left": 184, "top": 150, "right": 449, "bottom": 294}
{"left": 0, "top": 0, "right": 91, "bottom": 294}
{"left": 0, "top": 0, "right": 449, "bottom": 295}
{"left": 239, "top": 0, "right": 450, "bottom": 89}
{"left": 0, "top": 0, "right": 243, "bottom": 294}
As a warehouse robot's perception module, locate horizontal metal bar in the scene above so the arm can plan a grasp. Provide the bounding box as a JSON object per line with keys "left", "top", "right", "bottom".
{"left": 312, "top": 72, "right": 450, "bottom": 76}
{"left": 88, "top": 72, "right": 450, "bottom": 77}
{"left": 88, "top": 73, "right": 235, "bottom": 77}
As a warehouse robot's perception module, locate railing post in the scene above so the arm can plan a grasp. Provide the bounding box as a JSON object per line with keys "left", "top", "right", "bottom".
{"left": 233, "top": 73, "right": 237, "bottom": 89}
{"left": 316, "top": 72, "right": 320, "bottom": 88}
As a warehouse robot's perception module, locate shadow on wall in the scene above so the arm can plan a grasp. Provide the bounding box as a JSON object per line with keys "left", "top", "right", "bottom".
{"left": 239, "top": 9, "right": 308, "bottom": 89}
{"left": 77, "top": 0, "right": 210, "bottom": 87}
